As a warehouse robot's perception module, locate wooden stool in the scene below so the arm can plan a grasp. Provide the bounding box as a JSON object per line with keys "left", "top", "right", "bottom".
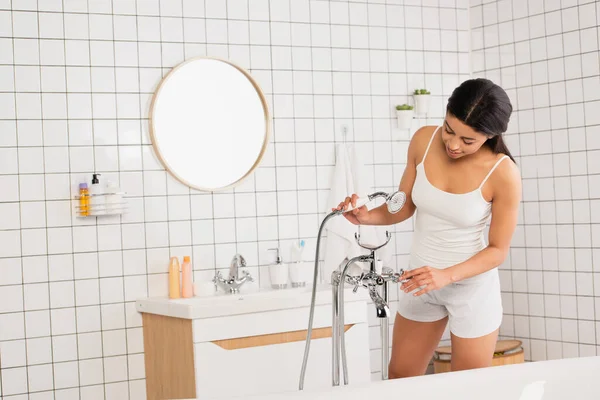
{"left": 432, "top": 339, "right": 524, "bottom": 374}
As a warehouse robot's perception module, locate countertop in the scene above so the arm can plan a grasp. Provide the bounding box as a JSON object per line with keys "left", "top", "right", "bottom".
{"left": 136, "top": 283, "right": 369, "bottom": 319}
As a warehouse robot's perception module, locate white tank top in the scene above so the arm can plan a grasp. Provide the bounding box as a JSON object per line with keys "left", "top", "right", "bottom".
{"left": 409, "top": 126, "right": 509, "bottom": 272}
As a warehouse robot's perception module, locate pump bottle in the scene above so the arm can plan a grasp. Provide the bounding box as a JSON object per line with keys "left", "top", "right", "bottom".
{"left": 89, "top": 173, "right": 103, "bottom": 215}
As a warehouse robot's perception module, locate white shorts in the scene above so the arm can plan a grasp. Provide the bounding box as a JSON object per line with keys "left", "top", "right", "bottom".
{"left": 396, "top": 269, "right": 503, "bottom": 339}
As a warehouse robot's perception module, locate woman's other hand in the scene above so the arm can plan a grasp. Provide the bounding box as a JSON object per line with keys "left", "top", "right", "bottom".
{"left": 333, "top": 194, "right": 369, "bottom": 225}
{"left": 400, "top": 266, "right": 453, "bottom": 296}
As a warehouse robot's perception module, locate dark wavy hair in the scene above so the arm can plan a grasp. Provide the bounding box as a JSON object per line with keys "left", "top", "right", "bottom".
{"left": 446, "top": 78, "right": 515, "bottom": 163}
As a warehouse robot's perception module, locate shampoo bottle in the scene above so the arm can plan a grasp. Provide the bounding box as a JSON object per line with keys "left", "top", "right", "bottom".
{"left": 168, "top": 257, "right": 181, "bottom": 299}
{"left": 181, "top": 256, "right": 193, "bottom": 298}
{"left": 90, "top": 173, "right": 103, "bottom": 215}
{"left": 78, "top": 183, "right": 89, "bottom": 216}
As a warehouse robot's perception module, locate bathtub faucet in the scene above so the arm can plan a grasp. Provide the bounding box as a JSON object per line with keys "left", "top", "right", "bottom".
{"left": 342, "top": 233, "right": 406, "bottom": 315}
{"left": 213, "top": 254, "right": 254, "bottom": 294}
{"left": 330, "top": 231, "right": 409, "bottom": 386}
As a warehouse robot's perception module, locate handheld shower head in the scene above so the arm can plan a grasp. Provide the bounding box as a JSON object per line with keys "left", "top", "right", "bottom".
{"left": 386, "top": 191, "right": 406, "bottom": 214}
{"left": 343, "top": 190, "right": 406, "bottom": 215}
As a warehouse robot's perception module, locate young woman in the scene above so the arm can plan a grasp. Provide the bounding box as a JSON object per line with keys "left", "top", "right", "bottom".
{"left": 336, "top": 78, "right": 522, "bottom": 378}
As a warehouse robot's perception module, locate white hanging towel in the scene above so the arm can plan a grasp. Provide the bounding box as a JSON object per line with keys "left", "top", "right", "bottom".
{"left": 322, "top": 143, "right": 358, "bottom": 283}
{"left": 348, "top": 144, "right": 393, "bottom": 268}
{"left": 322, "top": 144, "right": 392, "bottom": 283}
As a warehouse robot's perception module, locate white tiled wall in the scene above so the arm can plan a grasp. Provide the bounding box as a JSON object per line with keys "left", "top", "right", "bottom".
{"left": 471, "top": 0, "right": 600, "bottom": 361}
{"left": 0, "top": 0, "right": 469, "bottom": 398}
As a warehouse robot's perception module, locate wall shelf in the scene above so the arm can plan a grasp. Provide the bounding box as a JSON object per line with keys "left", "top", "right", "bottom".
{"left": 74, "top": 192, "right": 129, "bottom": 217}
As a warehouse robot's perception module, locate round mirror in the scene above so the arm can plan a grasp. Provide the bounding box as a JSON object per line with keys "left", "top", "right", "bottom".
{"left": 149, "top": 57, "right": 270, "bottom": 192}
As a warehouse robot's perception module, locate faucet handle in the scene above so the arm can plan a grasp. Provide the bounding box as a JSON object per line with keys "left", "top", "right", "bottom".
{"left": 381, "top": 267, "right": 410, "bottom": 284}
{"left": 242, "top": 270, "right": 254, "bottom": 282}
{"left": 213, "top": 270, "right": 223, "bottom": 283}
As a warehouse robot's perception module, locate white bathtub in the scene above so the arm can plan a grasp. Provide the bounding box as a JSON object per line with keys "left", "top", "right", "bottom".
{"left": 208, "top": 356, "right": 600, "bottom": 400}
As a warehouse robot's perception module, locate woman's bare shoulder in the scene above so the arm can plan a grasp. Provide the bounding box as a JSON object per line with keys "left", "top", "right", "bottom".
{"left": 408, "top": 125, "right": 439, "bottom": 164}
{"left": 489, "top": 154, "right": 522, "bottom": 198}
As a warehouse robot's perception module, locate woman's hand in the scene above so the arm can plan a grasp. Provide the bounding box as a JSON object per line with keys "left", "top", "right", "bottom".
{"left": 400, "top": 266, "right": 453, "bottom": 296}
{"left": 333, "top": 194, "right": 369, "bottom": 225}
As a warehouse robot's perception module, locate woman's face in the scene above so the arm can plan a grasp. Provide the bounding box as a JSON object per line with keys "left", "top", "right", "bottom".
{"left": 441, "top": 114, "right": 491, "bottom": 159}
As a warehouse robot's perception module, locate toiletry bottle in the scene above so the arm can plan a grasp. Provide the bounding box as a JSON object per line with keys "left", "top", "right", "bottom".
{"left": 181, "top": 256, "right": 193, "bottom": 298}
{"left": 268, "top": 248, "right": 288, "bottom": 289}
{"left": 168, "top": 257, "right": 181, "bottom": 299}
{"left": 89, "top": 173, "right": 103, "bottom": 215}
{"left": 79, "top": 183, "right": 89, "bottom": 216}
{"left": 105, "top": 180, "right": 122, "bottom": 214}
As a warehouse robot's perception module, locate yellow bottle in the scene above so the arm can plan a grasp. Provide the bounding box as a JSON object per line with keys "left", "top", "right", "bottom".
{"left": 79, "top": 183, "right": 89, "bottom": 216}
{"left": 181, "top": 256, "right": 193, "bottom": 298}
{"left": 168, "top": 257, "right": 181, "bottom": 299}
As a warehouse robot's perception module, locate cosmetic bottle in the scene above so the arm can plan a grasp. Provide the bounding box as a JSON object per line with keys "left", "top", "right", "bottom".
{"left": 79, "top": 183, "right": 89, "bottom": 216}
{"left": 90, "top": 173, "right": 103, "bottom": 215}
{"left": 181, "top": 256, "right": 193, "bottom": 298}
{"left": 105, "top": 180, "right": 122, "bottom": 214}
{"left": 168, "top": 257, "right": 181, "bottom": 299}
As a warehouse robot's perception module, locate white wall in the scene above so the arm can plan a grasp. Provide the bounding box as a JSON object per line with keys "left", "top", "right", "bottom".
{"left": 471, "top": 0, "right": 600, "bottom": 361}
{"left": 0, "top": 0, "right": 469, "bottom": 398}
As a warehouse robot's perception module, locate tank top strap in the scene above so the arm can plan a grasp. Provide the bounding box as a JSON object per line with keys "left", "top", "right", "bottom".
{"left": 479, "top": 155, "right": 509, "bottom": 189}
{"left": 422, "top": 125, "right": 442, "bottom": 163}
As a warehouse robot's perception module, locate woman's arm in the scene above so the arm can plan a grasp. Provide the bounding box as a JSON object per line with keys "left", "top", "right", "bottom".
{"left": 338, "top": 126, "right": 432, "bottom": 226}
{"left": 445, "top": 158, "right": 522, "bottom": 283}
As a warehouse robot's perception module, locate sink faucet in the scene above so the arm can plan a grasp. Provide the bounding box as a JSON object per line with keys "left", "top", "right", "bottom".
{"left": 212, "top": 254, "right": 254, "bottom": 294}
{"left": 229, "top": 253, "right": 245, "bottom": 280}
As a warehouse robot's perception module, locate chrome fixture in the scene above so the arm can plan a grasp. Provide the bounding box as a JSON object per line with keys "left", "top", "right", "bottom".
{"left": 268, "top": 247, "right": 288, "bottom": 289}
{"left": 332, "top": 233, "right": 407, "bottom": 384}
{"left": 268, "top": 247, "right": 282, "bottom": 264}
{"left": 213, "top": 254, "right": 254, "bottom": 293}
{"left": 299, "top": 190, "right": 408, "bottom": 390}
{"left": 342, "top": 191, "right": 407, "bottom": 215}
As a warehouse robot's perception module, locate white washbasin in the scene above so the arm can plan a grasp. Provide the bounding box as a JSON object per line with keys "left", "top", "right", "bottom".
{"left": 135, "top": 283, "right": 369, "bottom": 319}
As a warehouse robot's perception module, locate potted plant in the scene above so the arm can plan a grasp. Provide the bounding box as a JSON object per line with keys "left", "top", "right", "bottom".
{"left": 413, "top": 89, "right": 431, "bottom": 115}
{"left": 395, "top": 104, "right": 414, "bottom": 130}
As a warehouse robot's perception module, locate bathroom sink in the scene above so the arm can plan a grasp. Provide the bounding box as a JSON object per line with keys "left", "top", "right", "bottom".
{"left": 135, "top": 283, "right": 368, "bottom": 320}
{"left": 137, "top": 282, "right": 372, "bottom": 399}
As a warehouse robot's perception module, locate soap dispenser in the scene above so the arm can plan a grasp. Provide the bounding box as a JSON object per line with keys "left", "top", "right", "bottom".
{"left": 268, "top": 248, "right": 288, "bottom": 289}
{"left": 89, "top": 173, "right": 104, "bottom": 215}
